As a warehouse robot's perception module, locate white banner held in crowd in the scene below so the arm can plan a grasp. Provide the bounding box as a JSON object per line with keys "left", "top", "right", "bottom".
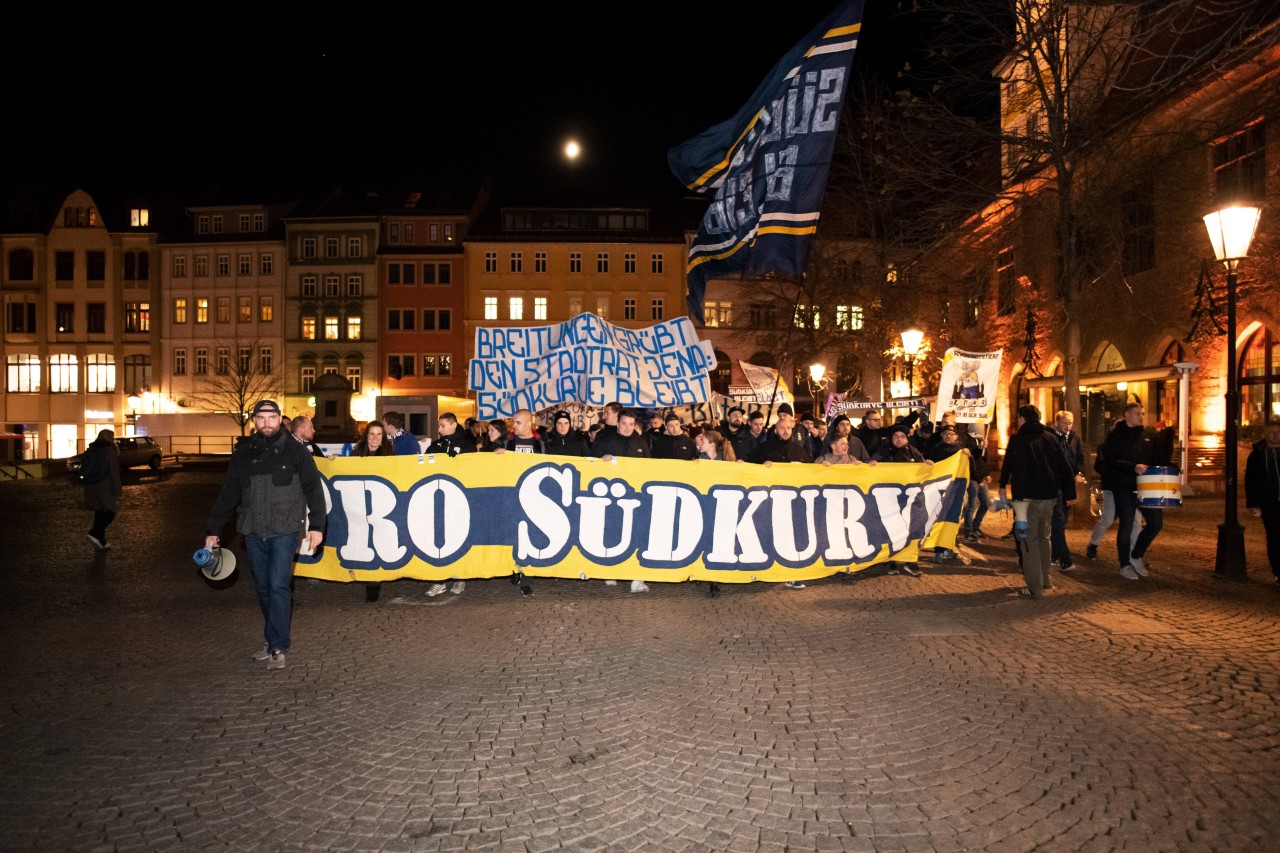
{"left": 935, "top": 348, "right": 1003, "bottom": 423}
{"left": 828, "top": 397, "right": 929, "bottom": 417}
{"left": 738, "top": 361, "right": 793, "bottom": 407}
{"left": 470, "top": 313, "right": 717, "bottom": 420}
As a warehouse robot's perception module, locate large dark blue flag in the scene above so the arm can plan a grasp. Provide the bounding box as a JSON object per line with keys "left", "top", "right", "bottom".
{"left": 669, "top": 1, "right": 864, "bottom": 324}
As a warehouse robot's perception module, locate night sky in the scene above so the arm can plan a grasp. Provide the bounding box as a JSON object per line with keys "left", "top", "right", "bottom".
{"left": 7, "top": 3, "right": 920, "bottom": 197}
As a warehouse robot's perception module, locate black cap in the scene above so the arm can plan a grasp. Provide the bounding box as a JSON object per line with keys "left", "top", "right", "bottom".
{"left": 728, "top": 406, "right": 746, "bottom": 416}
{"left": 890, "top": 423, "right": 912, "bottom": 437}
{"left": 777, "top": 403, "right": 794, "bottom": 416}
{"left": 553, "top": 410, "right": 572, "bottom": 423}
{"left": 252, "top": 400, "right": 281, "bottom": 415}
{"left": 665, "top": 412, "right": 681, "bottom": 423}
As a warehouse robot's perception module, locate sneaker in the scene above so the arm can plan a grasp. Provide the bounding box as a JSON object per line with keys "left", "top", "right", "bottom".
{"left": 425, "top": 583, "right": 448, "bottom": 597}
{"left": 1130, "top": 556, "right": 1148, "bottom": 577}
{"left": 450, "top": 581, "right": 466, "bottom": 594}
{"left": 86, "top": 534, "right": 105, "bottom": 549}
{"left": 267, "top": 651, "right": 286, "bottom": 670}
{"left": 1085, "top": 544, "right": 1098, "bottom": 560}
{"left": 252, "top": 645, "right": 271, "bottom": 661}
{"left": 604, "top": 579, "right": 618, "bottom": 586}
{"left": 520, "top": 583, "right": 534, "bottom": 597}
{"left": 630, "top": 580, "right": 649, "bottom": 593}
{"left": 365, "top": 584, "right": 381, "bottom": 603}
{"left": 899, "top": 563, "right": 921, "bottom": 577}
{"left": 972, "top": 530, "right": 987, "bottom": 540}
{"left": 964, "top": 531, "right": 981, "bottom": 543}
{"left": 1120, "top": 564, "right": 1140, "bottom": 580}
{"left": 1058, "top": 562, "right": 1076, "bottom": 573}
{"left": 783, "top": 580, "right": 806, "bottom": 590}
{"left": 934, "top": 549, "right": 956, "bottom": 563}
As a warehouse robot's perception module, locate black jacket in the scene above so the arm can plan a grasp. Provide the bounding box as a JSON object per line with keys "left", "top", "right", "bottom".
{"left": 426, "top": 431, "right": 477, "bottom": 457}
{"left": 590, "top": 430, "right": 649, "bottom": 459}
{"left": 999, "top": 420, "right": 1078, "bottom": 502}
{"left": 544, "top": 429, "right": 591, "bottom": 456}
{"left": 872, "top": 439, "right": 924, "bottom": 464}
{"left": 854, "top": 409, "right": 920, "bottom": 457}
{"left": 751, "top": 431, "right": 810, "bottom": 464}
{"left": 206, "top": 427, "right": 326, "bottom": 539}
{"left": 1245, "top": 439, "right": 1280, "bottom": 507}
{"left": 1052, "top": 428, "right": 1086, "bottom": 478}
{"left": 1099, "top": 422, "right": 1157, "bottom": 493}
{"left": 651, "top": 432, "right": 698, "bottom": 461}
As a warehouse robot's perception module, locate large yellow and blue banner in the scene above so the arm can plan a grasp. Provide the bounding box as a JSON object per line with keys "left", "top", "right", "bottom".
{"left": 294, "top": 452, "right": 966, "bottom": 586}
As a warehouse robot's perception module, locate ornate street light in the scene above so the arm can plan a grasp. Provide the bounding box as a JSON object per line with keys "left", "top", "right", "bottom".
{"left": 1202, "top": 203, "right": 1261, "bottom": 581}
{"left": 901, "top": 327, "right": 925, "bottom": 396}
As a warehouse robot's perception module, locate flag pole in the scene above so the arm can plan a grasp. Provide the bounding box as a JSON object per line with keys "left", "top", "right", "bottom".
{"left": 765, "top": 273, "right": 807, "bottom": 427}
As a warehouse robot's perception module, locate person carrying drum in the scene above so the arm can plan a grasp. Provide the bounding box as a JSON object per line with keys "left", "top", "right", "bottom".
{"left": 1099, "top": 403, "right": 1163, "bottom": 580}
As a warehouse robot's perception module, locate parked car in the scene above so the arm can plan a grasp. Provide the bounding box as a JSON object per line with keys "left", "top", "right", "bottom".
{"left": 67, "top": 435, "right": 164, "bottom": 473}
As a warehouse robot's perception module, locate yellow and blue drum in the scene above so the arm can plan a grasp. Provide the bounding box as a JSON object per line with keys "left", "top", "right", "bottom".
{"left": 1137, "top": 466, "right": 1182, "bottom": 508}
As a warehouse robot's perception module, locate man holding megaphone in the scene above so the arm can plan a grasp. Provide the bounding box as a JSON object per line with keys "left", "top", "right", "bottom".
{"left": 998, "top": 405, "right": 1079, "bottom": 599}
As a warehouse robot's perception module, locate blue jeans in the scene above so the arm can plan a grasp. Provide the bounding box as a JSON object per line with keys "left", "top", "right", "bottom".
{"left": 963, "top": 480, "right": 989, "bottom": 534}
{"left": 244, "top": 531, "right": 300, "bottom": 654}
{"left": 1114, "top": 489, "right": 1163, "bottom": 567}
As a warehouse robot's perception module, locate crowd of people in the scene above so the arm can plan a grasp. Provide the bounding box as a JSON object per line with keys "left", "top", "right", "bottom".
{"left": 194, "top": 395, "right": 1280, "bottom": 671}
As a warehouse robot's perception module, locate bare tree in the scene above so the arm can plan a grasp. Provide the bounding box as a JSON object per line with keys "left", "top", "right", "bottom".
{"left": 191, "top": 339, "right": 285, "bottom": 435}
{"left": 896, "top": 0, "right": 1280, "bottom": 420}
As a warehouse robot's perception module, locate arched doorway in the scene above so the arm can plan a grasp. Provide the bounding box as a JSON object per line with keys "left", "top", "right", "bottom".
{"left": 1240, "top": 326, "right": 1280, "bottom": 437}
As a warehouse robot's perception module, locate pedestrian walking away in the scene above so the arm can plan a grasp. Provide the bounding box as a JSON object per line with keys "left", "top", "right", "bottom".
{"left": 81, "top": 428, "right": 123, "bottom": 550}
{"left": 203, "top": 400, "right": 326, "bottom": 670}
{"left": 998, "top": 405, "right": 1079, "bottom": 598}
{"left": 1049, "top": 410, "right": 1087, "bottom": 571}
{"left": 1246, "top": 416, "right": 1280, "bottom": 585}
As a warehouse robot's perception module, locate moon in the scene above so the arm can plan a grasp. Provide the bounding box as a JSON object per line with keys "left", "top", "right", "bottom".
{"left": 563, "top": 139, "right": 581, "bottom": 161}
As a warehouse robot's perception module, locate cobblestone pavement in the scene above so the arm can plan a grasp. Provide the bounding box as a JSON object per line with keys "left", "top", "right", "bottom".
{"left": 2, "top": 465, "right": 1279, "bottom": 852}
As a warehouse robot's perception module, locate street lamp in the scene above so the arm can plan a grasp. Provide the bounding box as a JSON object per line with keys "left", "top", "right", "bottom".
{"left": 901, "top": 327, "right": 925, "bottom": 396}
{"left": 1202, "top": 203, "right": 1261, "bottom": 581}
{"left": 808, "top": 363, "right": 830, "bottom": 416}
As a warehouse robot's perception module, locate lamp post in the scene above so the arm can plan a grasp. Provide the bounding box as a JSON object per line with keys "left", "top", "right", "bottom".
{"left": 901, "top": 327, "right": 925, "bottom": 397}
{"left": 1202, "top": 203, "right": 1261, "bottom": 581}
{"left": 809, "top": 362, "right": 829, "bottom": 416}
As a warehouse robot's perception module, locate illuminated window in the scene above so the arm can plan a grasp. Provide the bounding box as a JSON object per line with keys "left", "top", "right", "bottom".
{"left": 509, "top": 297, "right": 524, "bottom": 320}
{"left": 130, "top": 208, "right": 149, "bottom": 227}
{"left": 534, "top": 297, "right": 547, "bottom": 320}
{"left": 49, "top": 353, "right": 79, "bottom": 392}
{"left": 259, "top": 297, "right": 273, "bottom": 322}
{"left": 239, "top": 297, "right": 252, "bottom": 323}
{"left": 346, "top": 365, "right": 361, "bottom": 392}
{"left": 173, "top": 298, "right": 187, "bottom": 324}
{"left": 324, "top": 316, "right": 339, "bottom": 340}
{"left": 484, "top": 297, "right": 498, "bottom": 320}
{"left": 703, "top": 301, "right": 732, "bottom": 328}
{"left": 835, "top": 305, "right": 864, "bottom": 331}
{"left": 6, "top": 354, "right": 41, "bottom": 393}
{"left": 196, "top": 298, "right": 209, "bottom": 324}
{"left": 347, "top": 315, "right": 362, "bottom": 340}
{"left": 301, "top": 316, "right": 316, "bottom": 340}
{"left": 596, "top": 296, "right": 609, "bottom": 320}
{"left": 86, "top": 354, "right": 115, "bottom": 393}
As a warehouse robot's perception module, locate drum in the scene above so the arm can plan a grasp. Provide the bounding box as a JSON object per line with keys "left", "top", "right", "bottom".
{"left": 1137, "top": 466, "right": 1181, "bottom": 508}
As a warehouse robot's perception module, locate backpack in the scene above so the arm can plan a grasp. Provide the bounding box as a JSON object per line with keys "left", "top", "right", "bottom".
{"left": 79, "top": 446, "right": 109, "bottom": 484}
